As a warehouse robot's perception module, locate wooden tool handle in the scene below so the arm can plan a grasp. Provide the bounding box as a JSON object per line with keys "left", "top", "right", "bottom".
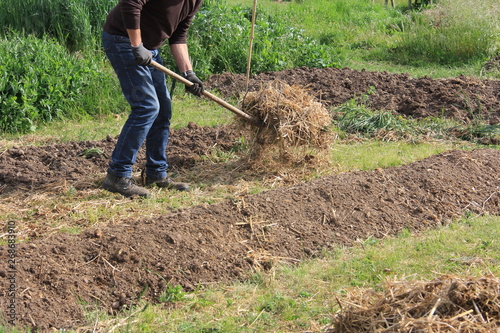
{"left": 150, "top": 60, "right": 262, "bottom": 126}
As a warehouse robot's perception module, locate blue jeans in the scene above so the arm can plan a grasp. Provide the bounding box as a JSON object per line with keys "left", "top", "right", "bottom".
{"left": 102, "top": 31, "right": 172, "bottom": 179}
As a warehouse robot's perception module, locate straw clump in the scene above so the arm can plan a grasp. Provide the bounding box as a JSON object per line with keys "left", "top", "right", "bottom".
{"left": 240, "top": 80, "right": 333, "bottom": 161}
{"left": 329, "top": 275, "right": 500, "bottom": 333}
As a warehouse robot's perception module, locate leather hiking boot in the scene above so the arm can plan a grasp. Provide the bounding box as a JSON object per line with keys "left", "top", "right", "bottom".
{"left": 145, "top": 176, "right": 190, "bottom": 191}
{"left": 102, "top": 173, "right": 150, "bottom": 198}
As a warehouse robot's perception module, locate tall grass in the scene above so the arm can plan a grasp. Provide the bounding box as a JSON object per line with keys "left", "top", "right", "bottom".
{"left": 383, "top": 0, "right": 500, "bottom": 65}
{"left": 0, "top": 0, "right": 114, "bottom": 51}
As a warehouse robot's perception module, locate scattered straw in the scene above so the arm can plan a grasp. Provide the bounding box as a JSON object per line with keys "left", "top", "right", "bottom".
{"left": 245, "top": 248, "right": 300, "bottom": 271}
{"left": 240, "top": 80, "right": 334, "bottom": 164}
{"left": 328, "top": 275, "right": 500, "bottom": 332}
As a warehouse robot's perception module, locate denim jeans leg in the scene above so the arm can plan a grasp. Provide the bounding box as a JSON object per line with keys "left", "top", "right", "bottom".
{"left": 102, "top": 31, "right": 170, "bottom": 179}
{"left": 145, "top": 53, "right": 172, "bottom": 180}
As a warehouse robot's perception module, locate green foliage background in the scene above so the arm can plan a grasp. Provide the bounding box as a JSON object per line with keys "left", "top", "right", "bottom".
{"left": 184, "top": 0, "right": 339, "bottom": 77}
{"left": 380, "top": 0, "right": 500, "bottom": 65}
{"left": 0, "top": 35, "right": 122, "bottom": 133}
{"left": 0, "top": 0, "right": 114, "bottom": 52}
{"left": 0, "top": 0, "right": 498, "bottom": 133}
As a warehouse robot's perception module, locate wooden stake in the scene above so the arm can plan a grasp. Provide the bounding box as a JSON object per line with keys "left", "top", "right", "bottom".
{"left": 245, "top": 0, "right": 258, "bottom": 92}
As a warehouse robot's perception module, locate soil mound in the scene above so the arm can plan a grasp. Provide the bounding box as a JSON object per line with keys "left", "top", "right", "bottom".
{"left": 1, "top": 149, "right": 498, "bottom": 331}
{"left": 0, "top": 124, "right": 241, "bottom": 191}
{"left": 206, "top": 68, "right": 500, "bottom": 125}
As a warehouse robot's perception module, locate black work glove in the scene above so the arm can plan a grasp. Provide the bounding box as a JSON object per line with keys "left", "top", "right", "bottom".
{"left": 181, "top": 70, "right": 204, "bottom": 97}
{"left": 131, "top": 43, "right": 152, "bottom": 66}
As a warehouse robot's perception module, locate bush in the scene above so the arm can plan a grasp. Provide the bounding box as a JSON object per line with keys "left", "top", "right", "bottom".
{"left": 0, "top": 34, "right": 121, "bottom": 133}
{"left": 167, "top": 0, "right": 340, "bottom": 77}
{"left": 1, "top": 0, "right": 340, "bottom": 77}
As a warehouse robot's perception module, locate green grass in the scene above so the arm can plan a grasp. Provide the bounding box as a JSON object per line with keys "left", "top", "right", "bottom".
{"left": 384, "top": 0, "right": 500, "bottom": 66}
{"left": 0, "top": 93, "right": 234, "bottom": 147}
{"left": 169, "top": 94, "right": 236, "bottom": 129}
{"left": 331, "top": 141, "right": 463, "bottom": 172}
{"left": 233, "top": 0, "right": 499, "bottom": 78}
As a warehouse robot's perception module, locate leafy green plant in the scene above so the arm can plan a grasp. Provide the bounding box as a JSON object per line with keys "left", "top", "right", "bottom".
{"left": 158, "top": 284, "right": 185, "bottom": 303}
{"left": 0, "top": 33, "right": 123, "bottom": 133}
{"left": 337, "top": 100, "right": 406, "bottom": 135}
{"left": 169, "top": 0, "right": 340, "bottom": 78}
{"left": 78, "top": 147, "right": 105, "bottom": 159}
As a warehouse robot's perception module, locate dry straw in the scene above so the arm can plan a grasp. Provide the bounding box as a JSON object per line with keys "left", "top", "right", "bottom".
{"left": 239, "top": 80, "right": 333, "bottom": 164}
{"left": 328, "top": 275, "right": 500, "bottom": 332}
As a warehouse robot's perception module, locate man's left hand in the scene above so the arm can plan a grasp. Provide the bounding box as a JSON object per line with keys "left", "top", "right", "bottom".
{"left": 181, "top": 70, "right": 204, "bottom": 97}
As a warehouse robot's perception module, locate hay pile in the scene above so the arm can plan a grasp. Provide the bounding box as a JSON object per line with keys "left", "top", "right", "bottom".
{"left": 240, "top": 80, "right": 333, "bottom": 162}
{"left": 329, "top": 275, "right": 500, "bottom": 332}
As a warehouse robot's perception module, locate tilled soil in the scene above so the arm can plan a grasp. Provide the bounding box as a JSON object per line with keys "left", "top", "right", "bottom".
{"left": 0, "top": 122, "right": 241, "bottom": 191}
{"left": 0, "top": 149, "right": 499, "bottom": 331}
{"left": 1, "top": 67, "right": 499, "bottom": 191}
{"left": 206, "top": 67, "right": 500, "bottom": 125}
{"left": 0, "top": 68, "right": 499, "bottom": 331}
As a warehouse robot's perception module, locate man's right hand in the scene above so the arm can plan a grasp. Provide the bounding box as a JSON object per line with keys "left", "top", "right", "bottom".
{"left": 181, "top": 70, "right": 204, "bottom": 96}
{"left": 131, "top": 43, "right": 152, "bottom": 66}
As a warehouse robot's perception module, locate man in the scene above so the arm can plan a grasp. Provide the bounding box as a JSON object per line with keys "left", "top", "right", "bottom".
{"left": 101, "top": 0, "right": 204, "bottom": 198}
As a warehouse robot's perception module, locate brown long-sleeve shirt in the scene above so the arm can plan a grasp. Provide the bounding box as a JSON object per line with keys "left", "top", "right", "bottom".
{"left": 103, "top": 0, "right": 203, "bottom": 50}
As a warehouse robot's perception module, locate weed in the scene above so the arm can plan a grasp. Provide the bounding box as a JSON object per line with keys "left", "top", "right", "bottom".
{"left": 78, "top": 148, "right": 105, "bottom": 159}
{"left": 337, "top": 100, "right": 406, "bottom": 135}
{"left": 456, "top": 124, "right": 500, "bottom": 142}
{"left": 159, "top": 285, "right": 185, "bottom": 303}
{"left": 181, "top": 0, "right": 340, "bottom": 78}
